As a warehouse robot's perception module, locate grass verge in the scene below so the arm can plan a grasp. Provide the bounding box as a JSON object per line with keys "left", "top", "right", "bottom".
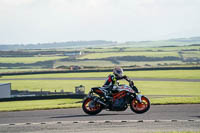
{"left": 0, "top": 97, "right": 200, "bottom": 112}
{"left": 150, "top": 96, "right": 200, "bottom": 105}
{"left": 0, "top": 99, "right": 82, "bottom": 112}
{"left": 0, "top": 80, "right": 199, "bottom": 96}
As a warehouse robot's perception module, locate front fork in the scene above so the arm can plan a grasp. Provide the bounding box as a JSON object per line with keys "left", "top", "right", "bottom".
{"left": 131, "top": 93, "right": 143, "bottom": 103}
{"left": 136, "top": 94, "right": 143, "bottom": 103}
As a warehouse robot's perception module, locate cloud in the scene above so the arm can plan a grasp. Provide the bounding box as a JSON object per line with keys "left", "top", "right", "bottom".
{"left": 0, "top": 0, "right": 200, "bottom": 43}
{"left": 0, "top": 0, "right": 34, "bottom": 9}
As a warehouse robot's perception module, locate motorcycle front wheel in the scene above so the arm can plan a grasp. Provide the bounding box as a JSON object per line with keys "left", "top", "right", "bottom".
{"left": 82, "top": 97, "right": 102, "bottom": 115}
{"left": 130, "top": 96, "right": 150, "bottom": 114}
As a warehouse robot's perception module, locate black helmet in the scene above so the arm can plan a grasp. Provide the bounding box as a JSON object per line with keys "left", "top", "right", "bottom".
{"left": 113, "top": 67, "right": 123, "bottom": 78}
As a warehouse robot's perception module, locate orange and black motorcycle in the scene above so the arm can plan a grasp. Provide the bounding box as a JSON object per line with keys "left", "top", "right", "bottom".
{"left": 82, "top": 83, "right": 150, "bottom": 115}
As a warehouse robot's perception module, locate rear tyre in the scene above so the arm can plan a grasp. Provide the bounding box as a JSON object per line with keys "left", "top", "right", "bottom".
{"left": 130, "top": 96, "right": 150, "bottom": 114}
{"left": 82, "top": 97, "right": 102, "bottom": 115}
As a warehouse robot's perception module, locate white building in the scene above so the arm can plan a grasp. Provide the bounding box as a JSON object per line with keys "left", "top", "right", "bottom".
{"left": 0, "top": 83, "right": 11, "bottom": 98}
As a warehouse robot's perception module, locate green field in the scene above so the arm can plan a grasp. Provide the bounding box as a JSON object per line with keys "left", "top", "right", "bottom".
{"left": 182, "top": 51, "right": 200, "bottom": 58}
{"left": 1, "top": 70, "right": 199, "bottom": 96}
{"left": 151, "top": 97, "right": 200, "bottom": 105}
{"left": 0, "top": 80, "right": 199, "bottom": 96}
{"left": 0, "top": 69, "right": 200, "bottom": 111}
{"left": 123, "top": 46, "right": 200, "bottom": 52}
{"left": 126, "top": 70, "right": 200, "bottom": 79}
{"left": 2, "top": 70, "right": 200, "bottom": 79}
{"left": 0, "top": 44, "right": 200, "bottom": 111}
{"left": 0, "top": 69, "right": 52, "bottom": 73}
{"left": 0, "top": 99, "right": 82, "bottom": 112}
{"left": 54, "top": 60, "right": 188, "bottom": 68}
{"left": 78, "top": 51, "right": 180, "bottom": 59}
{"left": 54, "top": 60, "right": 115, "bottom": 67}
{"left": 79, "top": 45, "right": 200, "bottom": 53}
{"left": 0, "top": 56, "right": 67, "bottom": 64}
{"left": 1, "top": 45, "right": 200, "bottom": 71}
{"left": 1, "top": 43, "right": 200, "bottom": 112}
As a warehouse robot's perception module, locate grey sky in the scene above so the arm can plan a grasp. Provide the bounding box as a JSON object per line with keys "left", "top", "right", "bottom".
{"left": 0, "top": 0, "right": 200, "bottom": 44}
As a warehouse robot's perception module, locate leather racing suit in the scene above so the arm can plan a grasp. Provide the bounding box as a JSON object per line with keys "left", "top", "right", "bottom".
{"left": 102, "top": 74, "right": 132, "bottom": 97}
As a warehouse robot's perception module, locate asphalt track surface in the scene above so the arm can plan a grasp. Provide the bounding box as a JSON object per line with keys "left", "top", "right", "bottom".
{"left": 1, "top": 77, "right": 200, "bottom": 82}
{"left": 0, "top": 104, "right": 199, "bottom": 133}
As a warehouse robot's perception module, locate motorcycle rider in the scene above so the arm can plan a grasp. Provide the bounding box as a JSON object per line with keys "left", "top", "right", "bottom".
{"left": 102, "top": 66, "right": 134, "bottom": 98}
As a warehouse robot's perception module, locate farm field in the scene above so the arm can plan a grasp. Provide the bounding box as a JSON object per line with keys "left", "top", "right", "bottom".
{"left": 78, "top": 51, "right": 180, "bottom": 59}
{"left": 0, "top": 45, "right": 200, "bottom": 71}
{"left": 0, "top": 45, "right": 200, "bottom": 111}
{"left": 0, "top": 56, "right": 67, "bottom": 64}
{"left": 182, "top": 51, "right": 200, "bottom": 58}
{"left": 122, "top": 46, "right": 200, "bottom": 52}
{"left": 1, "top": 70, "right": 200, "bottom": 80}
{"left": 0, "top": 80, "right": 199, "bottom": 96}
{"left": 54, "top": 60, "right": 115, "bottom": 67}
{"left": 0, "top": 70, "right": 200, "bottom": 111}
{"left": 54, "top": 60, "right": 187, "bottom": 68}
{"left": 0, "top": 69, "right": 52, "bottom": 73}
{"left": 72, "top": 45, "right": 200, "bottom": 52}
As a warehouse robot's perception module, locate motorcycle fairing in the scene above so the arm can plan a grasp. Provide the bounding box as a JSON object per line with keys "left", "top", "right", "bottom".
{"left": 91, "top": 87, "right": 104, "bottom": 96}
{"left": 118, "top": 85, "right": 135, "bottom": 93}
{"left": 112, "top": 91, "right": 126, "bottom": 102}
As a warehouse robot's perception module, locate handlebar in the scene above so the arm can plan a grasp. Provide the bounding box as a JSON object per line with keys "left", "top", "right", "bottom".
{"left": 132, "top": 86, "right": 139, "bottom": 93}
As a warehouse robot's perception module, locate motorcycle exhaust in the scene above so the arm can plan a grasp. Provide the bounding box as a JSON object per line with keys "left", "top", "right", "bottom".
{"left": 92, "top": 97, "right": 107, "bottom": 106}
{"left": 97, "top": 99, "right": 107, "bottom": 106}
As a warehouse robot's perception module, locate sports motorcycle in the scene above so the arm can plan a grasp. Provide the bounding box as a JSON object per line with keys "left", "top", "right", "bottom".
{"left": 82, "top": 82, "right": 150, "bottom": 115}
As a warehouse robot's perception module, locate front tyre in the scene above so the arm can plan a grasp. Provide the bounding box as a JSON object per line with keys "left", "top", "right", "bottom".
{"left": 82, "top": 97, "right": 102, "bottom": 115}
{"left": 130, "top": 96, "right": 150, "bottom": 114}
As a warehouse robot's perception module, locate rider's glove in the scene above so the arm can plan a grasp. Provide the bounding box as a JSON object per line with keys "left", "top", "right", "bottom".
{"left": 123, "top": 75, "right": 131, "bottom": 82}
{"left": 122, "top": 75, "right": 128, "bottom": 79}
{"left": 124, "top": 75, "right": 127, "bottom": 78}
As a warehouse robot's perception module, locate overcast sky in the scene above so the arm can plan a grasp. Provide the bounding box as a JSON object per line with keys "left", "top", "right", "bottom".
{"left": 0, "top": 0, "right": 200, "bottom": 44}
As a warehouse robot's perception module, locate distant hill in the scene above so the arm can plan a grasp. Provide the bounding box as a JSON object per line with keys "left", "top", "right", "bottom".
{"left": 1, "top": 36, "right": 200, "bottom": 50}
{"left": 123, "top": 36, "right": 200, "bottom": 47}
{"left": 169, "top": 36, "right": 200, "bottom": 42}
{"left": 0, "top": 40, "right": 117, "bottom": 51}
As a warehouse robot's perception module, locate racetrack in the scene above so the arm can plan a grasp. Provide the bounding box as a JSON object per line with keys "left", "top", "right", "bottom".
{"left": 0, "top": 104, "right": 199, "bottom": 133}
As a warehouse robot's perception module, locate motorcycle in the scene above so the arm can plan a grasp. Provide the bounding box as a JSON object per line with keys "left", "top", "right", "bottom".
{"left": 82, "top": 82, "right": 150, "bottom": 115}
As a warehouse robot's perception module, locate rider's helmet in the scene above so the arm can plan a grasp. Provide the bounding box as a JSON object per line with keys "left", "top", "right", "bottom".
{"left": 113, "top": 66, "right": 124, "bottom": 78}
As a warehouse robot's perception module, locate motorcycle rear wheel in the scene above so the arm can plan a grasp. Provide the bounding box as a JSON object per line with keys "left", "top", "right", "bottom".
{"left": 82, "top": 97, "right": 102, "bottom": 115}
{"left": 130, "top": 96, "right": 150, "bottom": 114}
